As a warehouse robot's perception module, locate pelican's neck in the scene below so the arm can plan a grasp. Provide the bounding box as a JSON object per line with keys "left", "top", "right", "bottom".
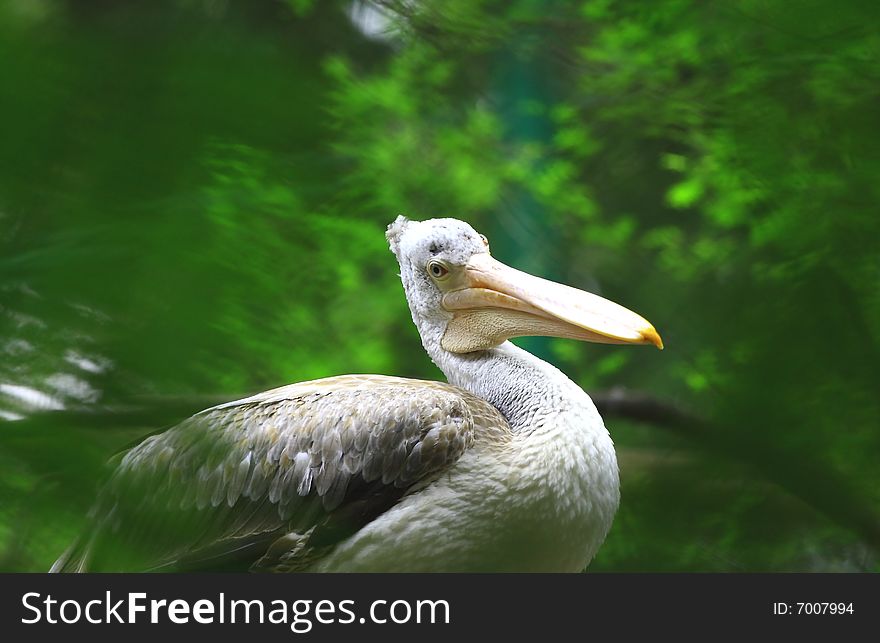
{"left": 425, "top": 335, "right": 593, "bottom": 434}
{"left": 408, "top": 319, "right": 619, "bottom": 571}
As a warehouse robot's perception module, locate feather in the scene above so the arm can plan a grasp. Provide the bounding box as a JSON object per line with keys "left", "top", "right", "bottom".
{"left": 54, "top": 374, "right": 499, "bottom": 572}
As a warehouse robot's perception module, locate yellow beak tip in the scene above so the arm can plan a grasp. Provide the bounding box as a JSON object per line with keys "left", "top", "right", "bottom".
{"left": 642, "top": 327, "right": 664, "bottom": 350}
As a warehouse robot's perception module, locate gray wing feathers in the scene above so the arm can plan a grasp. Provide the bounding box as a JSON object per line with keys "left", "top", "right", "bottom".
{"left": 58, "top": 375, "right": 481, "bottom": 571}
{"left": 163, "top": 378, "right": 474, "bottom": 515}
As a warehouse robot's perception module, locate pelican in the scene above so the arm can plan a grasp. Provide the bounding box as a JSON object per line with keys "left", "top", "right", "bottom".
{"left": 52, "top": 216, "right": 662, "bottom": 572}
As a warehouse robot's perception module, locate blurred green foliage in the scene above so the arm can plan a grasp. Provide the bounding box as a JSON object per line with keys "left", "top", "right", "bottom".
{"left": 0, "top": 0, "right": 878, "bottom": 571}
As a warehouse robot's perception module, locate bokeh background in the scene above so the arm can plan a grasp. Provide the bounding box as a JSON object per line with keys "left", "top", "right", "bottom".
{"left": 1, "top": 0, "right": 878, "bottom": 572}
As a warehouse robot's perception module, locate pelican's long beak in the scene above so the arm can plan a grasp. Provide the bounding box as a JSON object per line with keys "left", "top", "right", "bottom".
{"left": 441, "top": 253, "right": 663, "bottom": 354}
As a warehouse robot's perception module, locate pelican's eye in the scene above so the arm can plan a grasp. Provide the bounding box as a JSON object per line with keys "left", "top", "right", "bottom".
{"left": 427, "top": 260, "right": 449, "bottom": 280}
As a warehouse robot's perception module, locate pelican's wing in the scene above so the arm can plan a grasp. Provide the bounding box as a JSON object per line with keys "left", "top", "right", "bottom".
{"left": 52, "top": 374, "right": 502, "bottom": 572}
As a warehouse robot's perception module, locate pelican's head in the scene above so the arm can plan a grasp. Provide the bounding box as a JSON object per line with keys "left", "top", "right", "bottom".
{"left": 387, "top": 215, "right": 663, "bottom": 354}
